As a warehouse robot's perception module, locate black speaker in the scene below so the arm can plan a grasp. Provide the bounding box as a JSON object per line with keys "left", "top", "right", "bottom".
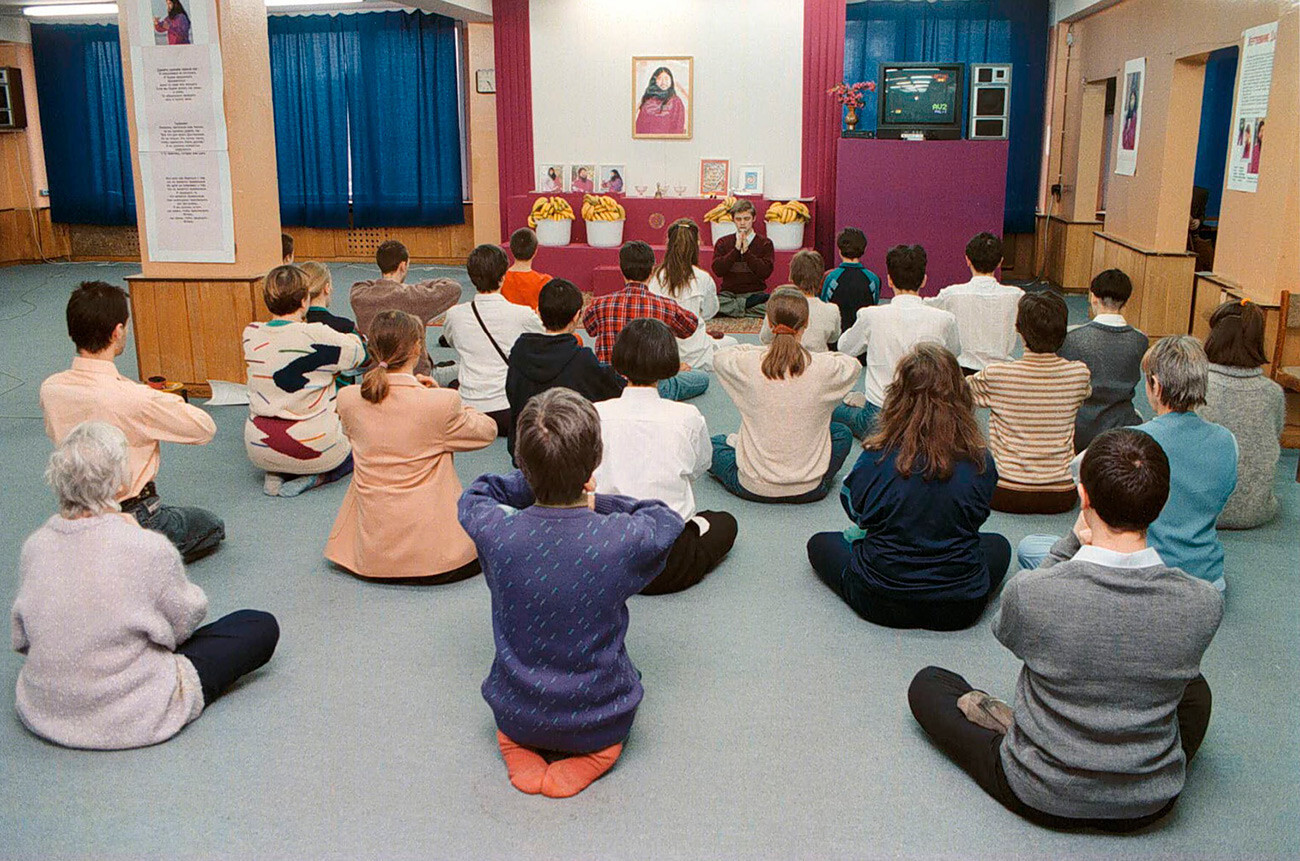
{"left": 969, "top": 63, "right": 1010, "bottom": 140}
{"left": 0, "top": 67, "right": 27, "bottom": 131}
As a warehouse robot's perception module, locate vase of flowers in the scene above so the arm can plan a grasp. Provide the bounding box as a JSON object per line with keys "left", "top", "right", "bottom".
{"left": 829, "top": 80, "right": 876, "bottom": 132}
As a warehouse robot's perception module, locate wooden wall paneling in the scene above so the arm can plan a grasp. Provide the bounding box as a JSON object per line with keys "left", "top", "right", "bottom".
{"left": 150, "top": 282, "right": 196, "bottom": 382}
{"left": 196, "top": 280, "right": 255, "bottom": 383}
{"left": 183, "top": 283, "right": 209, "bottom": 384}
{"left": 1092, "top": 233, "right": 1148, "bottom": 325}
{"left": 127, "top": 281, "right": 163, "bottom": 380}
{"left": 1142, "top": 254, "right": 1198, "bottom": 336}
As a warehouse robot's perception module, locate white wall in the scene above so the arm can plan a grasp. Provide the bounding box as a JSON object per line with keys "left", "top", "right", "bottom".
{"left": 529, "top": 0, "right": 805, "bottom": 199}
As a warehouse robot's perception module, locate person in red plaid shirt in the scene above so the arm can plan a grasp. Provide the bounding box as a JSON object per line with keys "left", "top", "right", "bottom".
{"left": 583, "top": 241, "right": 710, "bottom": 401}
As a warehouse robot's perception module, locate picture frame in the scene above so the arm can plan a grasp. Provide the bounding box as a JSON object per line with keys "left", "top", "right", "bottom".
{"left": 699, "top": 159, "right": 730, "bottom": 196}
{"left": 570, "top": 163, "right": 597, "bottom": 194}
{"left": 537, "top": 163, "right": 567, "bottom": 192}
{"left": 632, "top": 56, "right": 693, "bottom": 140}
{"left": 735, "top": 165, "right": 764, "bottom": 195}
{"left": 598, "top": 164, "right": 626, "bottom": 195}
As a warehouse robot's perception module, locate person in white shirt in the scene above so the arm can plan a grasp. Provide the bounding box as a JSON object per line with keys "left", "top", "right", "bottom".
{"left": 594, "top": 319, "right": 737, "bottom": 595}
{"left": 926, "top": 232, "right": 1023, "bottom": 373}
{"left": 443, "top": 244, "right": 545, "bottom": 436}
{"left": 837, "top": 244, "right": 961, "bottom": 438}
{"left": 648, "top": 218, "right": 737, "bottom": 371}
{"left": 760, "top": 250, "right": 841, "bottom": 352}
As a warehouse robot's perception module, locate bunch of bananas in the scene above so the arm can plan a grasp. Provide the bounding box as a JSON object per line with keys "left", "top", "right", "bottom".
{"left": 764, "top": 200, "right": 812, "bottom": 224}
{"left": 702, "top": 195, "right": 738, "bottom": 223}
{"left": 581, "top": 194, "right": 626, "bottom": 222}
{"left": 527, "top": 196, "right": 575, "bottom": 228}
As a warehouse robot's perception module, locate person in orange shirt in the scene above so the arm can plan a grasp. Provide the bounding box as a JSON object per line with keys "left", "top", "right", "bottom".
{"left": 501, "top": 228, "right": 551, "bottom": 311}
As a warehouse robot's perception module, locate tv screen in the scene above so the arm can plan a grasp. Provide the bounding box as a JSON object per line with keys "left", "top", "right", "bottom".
{"left": 880, "top": 65, "right": 962, "bottom": 126}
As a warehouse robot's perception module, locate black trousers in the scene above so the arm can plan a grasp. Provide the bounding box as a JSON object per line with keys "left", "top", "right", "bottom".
{"left": 907, "top": 665, "right": 1213, "bottom": 832}
{"left": 176, "top": 610, "right": 280, "bottom": 706}
{"left": 486, "top": 409, "right": 511, "bottom": 438}
{"left": 991, "top": 485, "right": 1079, "bottom": 515}
{"left": 640, "top": 511, "right": 738, "bottom": 595}
{"left": 347, "top": 557, "right": 482, "bottom": 586}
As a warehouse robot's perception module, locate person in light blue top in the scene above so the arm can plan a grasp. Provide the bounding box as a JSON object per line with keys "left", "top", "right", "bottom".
{"left": 1017, "top": 336, "right": 1237, "bottom": 591}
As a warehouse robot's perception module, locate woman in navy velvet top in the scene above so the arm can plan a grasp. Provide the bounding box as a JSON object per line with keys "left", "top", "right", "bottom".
{"left": 807, "top": 344, "right": 1011, "bottom": 631}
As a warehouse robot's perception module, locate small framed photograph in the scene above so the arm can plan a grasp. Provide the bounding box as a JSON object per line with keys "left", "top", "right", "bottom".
{"left": 570, "top": 163, "right": 597, "bottom": 194}
{"left": 699, "top": 158, "right": 730, "bottom": 196}
{"left": 537, "top": 163, "right": 567, "bottom": 192}
{"left": 632, "top": 56, "right": 693, "bottom": 140}
{"left": 735, "top": 165, "right": 764, "bottom": 195}
{"left": 598, "top": 165, "right": 626, "bottom": 195}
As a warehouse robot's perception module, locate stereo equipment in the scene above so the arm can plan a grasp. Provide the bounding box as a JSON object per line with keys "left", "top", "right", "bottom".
{"left": 969, "top": 64, "right": 1011, "bottom": 140}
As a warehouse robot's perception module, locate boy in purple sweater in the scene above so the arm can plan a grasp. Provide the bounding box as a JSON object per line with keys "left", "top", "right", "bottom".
{"left": 458, "top": 388, "right": 684, "bottom": 798}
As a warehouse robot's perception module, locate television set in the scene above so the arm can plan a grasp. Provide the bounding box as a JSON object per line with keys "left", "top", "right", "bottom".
{"left": 876, "top": 63, "right": 964, "bottom": 140}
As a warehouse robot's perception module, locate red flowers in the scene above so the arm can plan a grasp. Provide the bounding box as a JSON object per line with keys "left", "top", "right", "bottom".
{"left": 828, "top": 80, "right": 877, "bottom": 109}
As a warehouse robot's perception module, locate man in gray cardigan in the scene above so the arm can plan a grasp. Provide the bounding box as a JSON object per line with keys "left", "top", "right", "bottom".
{"left": 908, "top": 428, "right": 1224, "bottom": 831}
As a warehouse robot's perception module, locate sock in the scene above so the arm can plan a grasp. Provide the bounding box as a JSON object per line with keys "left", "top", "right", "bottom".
{"left": 540, "top": 743, "right": 623, "bottom": 798}
{"left": 262, "top": 473, "right": 284, "bottom": 496}
{"left": 277, "top": 475, "right": 319, "bottom": 498}
{"left": 496, "top": 732, "right": 547, "bottom": 795}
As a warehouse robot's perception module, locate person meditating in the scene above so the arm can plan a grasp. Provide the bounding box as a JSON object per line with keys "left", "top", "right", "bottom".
{"left": 711, "top": 200, "right": 775, "bottom": 314}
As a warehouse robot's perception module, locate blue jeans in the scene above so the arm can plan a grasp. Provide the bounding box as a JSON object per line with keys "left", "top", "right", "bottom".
{"left": 708, "top": 422, "right": 853, "bottom": 503}
{"left": 832, "top": 401, "right": 880, "bottom": 439}
{"left": 1016, "top": 534, "right": 1059, "bottom": 571}
{"left": 658, "top": 370, "right": 710, "bottom": 402}
{"left": 126, "top": 493, "right": 225, "bottom": 564}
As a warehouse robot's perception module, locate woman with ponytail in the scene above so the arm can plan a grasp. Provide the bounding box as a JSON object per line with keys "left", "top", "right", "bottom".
{"left": 326, "top": 310, "right": 497, "bottom": 583}
{"left": 709, "top": 289, "right": 860, "bottom": 503}
{"left": 649, "top": 218, "right": 735, "bottom": 370}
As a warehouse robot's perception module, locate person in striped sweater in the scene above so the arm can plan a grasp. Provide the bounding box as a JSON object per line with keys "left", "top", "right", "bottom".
{"left": 968, "top": 291, "right": 1091, "bottom": 514}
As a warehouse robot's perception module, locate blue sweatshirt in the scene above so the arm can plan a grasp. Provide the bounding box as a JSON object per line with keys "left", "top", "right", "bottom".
{"left": 840, "top": 447, "right": 999, "bottom": 601}
{"left": 458, "top": 471, "right": 683, "bottom": 752}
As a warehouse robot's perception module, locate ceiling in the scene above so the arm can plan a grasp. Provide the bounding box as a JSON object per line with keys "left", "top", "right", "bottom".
{"left": 0, "top": 0, "right": 490, "bottom": 22}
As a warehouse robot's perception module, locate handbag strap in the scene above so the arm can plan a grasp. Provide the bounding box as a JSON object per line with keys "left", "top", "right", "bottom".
{"left": 471, "top": 300, "right": 509, "bottom": 363}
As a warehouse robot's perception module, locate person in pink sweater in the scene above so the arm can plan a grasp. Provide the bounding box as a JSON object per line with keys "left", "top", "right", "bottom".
{"left": 11, "top": 422, "right": 279, "bottom": 750}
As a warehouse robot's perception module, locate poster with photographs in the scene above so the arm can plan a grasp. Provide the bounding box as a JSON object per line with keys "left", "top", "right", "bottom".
{"left": 137, "top": 0, "right": 216, "bottom": 46}
{"left": 570, "top": 164, "right": 596, "bottom": 193}
{"left": 632, "top": 56, "right": 692, "bottom": 140}
{"left": 537, "top": 163, "right": 567, "bottom": 192}
{"left": 1114, "top": 57, "right": 1144, "bottom": 176}
{"left": 1227, "top": 21, "right": 1278, "bottom": 193}
{"left": 599, "top": 165, "right": 626, "bottom": 195}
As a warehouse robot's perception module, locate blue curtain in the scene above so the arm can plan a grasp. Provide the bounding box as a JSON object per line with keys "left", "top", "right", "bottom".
{"left": 1193, "top": 47, "right": 1238, "bottom": 220}
{"left": 347, "top": 12, "right": 463, "bottom": 227}
{"left": 29, "top": 24, "right": 135, "bottom": 225}
{"left": 268, "top": 15, "right": 353, "bottom": 227}
{"left": 844, "top": 0, "right": 1049, "bottom": 234}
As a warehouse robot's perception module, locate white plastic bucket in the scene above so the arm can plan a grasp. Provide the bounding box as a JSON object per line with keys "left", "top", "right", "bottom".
{"left": 766, "top": 221, "right": 805, "bottom": 251}
{"left": 535, "top": 219, "right": 572, "bottom": 247}
{"left": 585, "top": 219, "right": 625, "bottom": 248}
{"left": 710, "top": 221, "right": 737, "bottom": 245}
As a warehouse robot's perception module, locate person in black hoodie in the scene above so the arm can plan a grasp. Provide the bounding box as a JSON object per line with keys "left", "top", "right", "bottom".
{"left": 506, "top": 279, "right": 624, "bottom": 459}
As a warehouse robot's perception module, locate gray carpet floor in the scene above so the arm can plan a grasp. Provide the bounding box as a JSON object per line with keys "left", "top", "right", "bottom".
{"left": 0, "top": 262, "right": 1296, "bottom": 860}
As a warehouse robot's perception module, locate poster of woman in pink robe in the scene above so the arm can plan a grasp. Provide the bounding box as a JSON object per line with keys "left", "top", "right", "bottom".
{"left": 632, "top": 57, "right": 692, "bottom": 140}
{"left": 1120, "top": 72, "right": 1140, "bottom": 151}
{"left": 1248, "top": 120, "right": 1263, "bottom": 174}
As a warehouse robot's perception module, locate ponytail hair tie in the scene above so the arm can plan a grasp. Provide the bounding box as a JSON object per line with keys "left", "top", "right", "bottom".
{"left": 378, "top": 361, "right": 389, "bottom": 369}
{"left": 773, "top": 324, "right": 798, "bottom": 336}
{"left": 1240, "top": 297, "right": 1251, "bottom": 306}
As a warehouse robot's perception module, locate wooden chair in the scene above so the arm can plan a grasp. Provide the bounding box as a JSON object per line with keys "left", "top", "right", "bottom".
{"left": 1271, "top": 290, "right": 1300, "bottom": 480}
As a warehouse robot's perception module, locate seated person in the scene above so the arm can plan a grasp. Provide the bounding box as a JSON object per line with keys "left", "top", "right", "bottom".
{"left": 926, "top": 232, "right": 1023, "bottom": 373}
{"left": 821, "top": 227, "right": 881, "bottom": 333}
{"left": 506, "top": 278, "right": 623, "bottom": 458}
{"left": 40, "top": 281, "right": 224, "bottom": 562}
{"left": 301, "top": 261, "right": 359, "bottom": 335}
{"left": 350, "top": 239, "right": 461, "bottom": 376}
{"left": 1198, "top": 299, "right": 1284, "bottom": 529}
{"left": 243, "top": 266, "right": 367, "bottom": 497}
{"left": 326, "top": 310, "right": 497, "bottom": 583}
{"left": 501, "top": 228, "right": 551, "bottom": 311}
{"left": 1018, "top": 337, "right": 1237, "bottom": 591}
{"left": 648, "top": 218, "right": 736, "bottom": 371}
{"left": 12, "top": 422, "right": 279, "bottom": 750}
{"left": 1059, "top": 268, "right": 1149, "bottom": 451}
{"left": 595, "top": 319, "right": 738, "bottom": 595}
{"left": 807, "top": 344, "right": 1010, "bottom": 631}
{"left": 711, "top": 200, "right": 775, "bottom": 312}
{"left": 458, "top": 389, "right": 684, "bottom": 798}
{"left": 836, "top": 244, "right": 961, "bottom": 439}
{"left": 443, "top": 244, "right": 545, "bottom": 437}
{"left": 281, "top": 231, "right": 294, "bottom": 265}
{"left": 583, "top": 240, "right": 706, "bottom": 402}
{"left": 711, "top": 289, "right": 859, "bottom": 503}
{"left": 761, "top": 249, "right": 841, "bottom": 352}
{"left": 969, "top": 291, "right": 1091, "bottom": 515}
{"left": 909, "top": 428, "right": 1223, "bottom": 831}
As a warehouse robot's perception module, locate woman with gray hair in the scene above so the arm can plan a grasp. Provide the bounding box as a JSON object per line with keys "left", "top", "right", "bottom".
{"left": 11, "top": 421, "right": 280, "bottom": 749}
{"left": 1015, "top": 336, "right": 1238, "bottom": 591}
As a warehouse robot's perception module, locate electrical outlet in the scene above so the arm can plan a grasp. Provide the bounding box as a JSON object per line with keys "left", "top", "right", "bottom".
{"left": 39, "top": 188, "right": 49, "bottom": 197}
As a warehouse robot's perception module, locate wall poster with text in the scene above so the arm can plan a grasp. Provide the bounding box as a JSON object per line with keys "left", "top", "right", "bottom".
{"left": 1227, "top": 21, "right": 1278, "bottom": 193}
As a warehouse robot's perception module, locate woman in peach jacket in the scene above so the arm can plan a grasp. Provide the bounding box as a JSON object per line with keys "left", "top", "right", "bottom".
{"left": 326, "top": 310, "right": 497, "bottom": 583}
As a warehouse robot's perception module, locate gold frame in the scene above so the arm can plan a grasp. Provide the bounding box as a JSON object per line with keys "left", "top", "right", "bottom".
{"left": 632, "top": 56, "right": 693, "bottom": 140}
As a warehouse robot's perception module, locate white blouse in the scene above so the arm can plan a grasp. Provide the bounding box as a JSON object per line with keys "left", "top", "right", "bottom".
{"left": 648, "top": 265, "right": 722, "bottom": 371}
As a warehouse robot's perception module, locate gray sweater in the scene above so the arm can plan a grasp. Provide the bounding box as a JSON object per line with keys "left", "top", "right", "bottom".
{"left": 1059, "top": 320, "right": 1149, "bottom": 451}
{"left": 1197, "top": 364, "right": 1285, "bottom": 529}
{"left": 993, "top": 531, "right": 1223, "bottom": 820}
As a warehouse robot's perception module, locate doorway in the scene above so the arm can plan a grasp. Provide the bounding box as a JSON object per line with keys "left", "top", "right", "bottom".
{"left": 1189, "top": 46, "right": 1239, "bottom": 270}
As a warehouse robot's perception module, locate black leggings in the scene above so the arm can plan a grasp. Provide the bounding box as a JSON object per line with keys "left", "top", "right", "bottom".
{"left": 346, "top": 557, "right": 482, "bottom": 586}
{"left": 907, "top": 665, "right": 1212, "bottom": 832}
{"left": 176, "top": 610, "right": 280, "bottom": 706}
{"left": 640, "top": 511, "right": 738, "bottom": 596}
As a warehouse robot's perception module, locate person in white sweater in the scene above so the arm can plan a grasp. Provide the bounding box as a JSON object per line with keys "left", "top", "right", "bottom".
{"left": 11, "top": 422, "right": 279, "bottom": 750}
{"left": 648, "top": 218, "right": 737, "bottom": 371}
